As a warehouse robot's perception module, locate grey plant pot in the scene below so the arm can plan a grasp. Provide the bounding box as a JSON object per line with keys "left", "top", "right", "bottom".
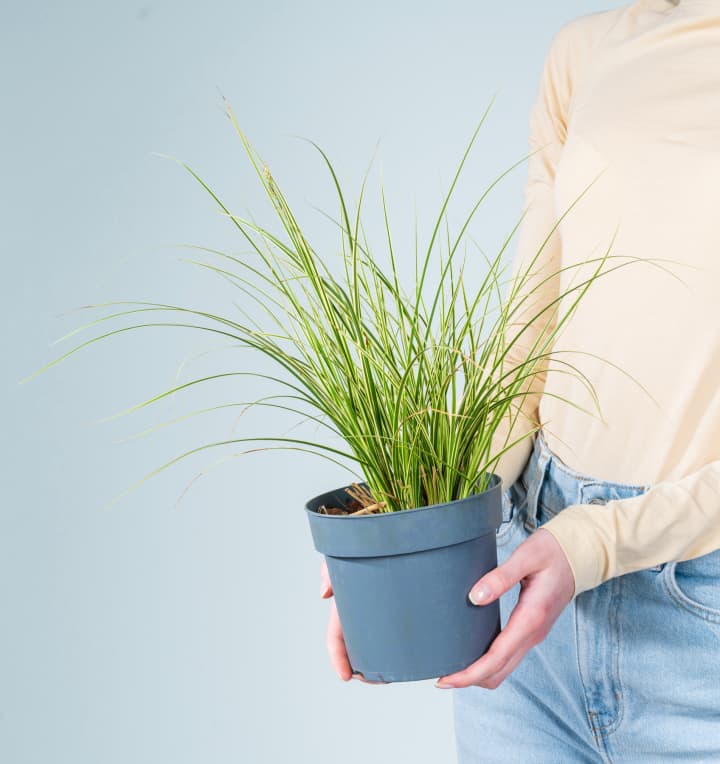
{"left": 304, "top": 476, "right": 503, "bottom": 683}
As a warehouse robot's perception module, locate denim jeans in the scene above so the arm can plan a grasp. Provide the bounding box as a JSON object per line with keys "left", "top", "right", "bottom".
{"left": 452, "top": 429, "right": 720, "bottom": 763}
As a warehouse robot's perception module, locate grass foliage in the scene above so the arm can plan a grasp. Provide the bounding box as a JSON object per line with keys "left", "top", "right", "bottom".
{"left": 22, "top": 96, "right": 665, "bottom": 512}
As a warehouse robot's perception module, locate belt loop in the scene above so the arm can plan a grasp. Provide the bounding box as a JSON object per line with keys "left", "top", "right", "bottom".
{"left": 526, "top": 454, "right": 550, "bottom": 531}
{"left": 524, "top": 433, "right": 552, "bottom": 531}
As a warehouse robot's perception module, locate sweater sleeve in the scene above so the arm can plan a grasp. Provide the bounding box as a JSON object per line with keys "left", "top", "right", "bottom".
{"left": 489, "top": 23, "right": 576, "bottom": 488}
{"left": 542, "top": 461, "right": 720, "bottom": 597}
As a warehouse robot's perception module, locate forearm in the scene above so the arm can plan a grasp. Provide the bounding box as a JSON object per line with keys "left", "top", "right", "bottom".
{"left": 542, "top": 460, "right": 720, "bottom": 596}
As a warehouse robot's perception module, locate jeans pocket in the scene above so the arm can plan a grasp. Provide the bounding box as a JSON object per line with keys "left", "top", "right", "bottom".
{"left": 662, "top": 548, "right": 720, "bottom": 623}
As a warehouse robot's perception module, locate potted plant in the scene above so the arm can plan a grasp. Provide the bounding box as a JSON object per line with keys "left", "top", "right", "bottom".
{"left": 21, "top": 95, "right": 634, "bottom": 683}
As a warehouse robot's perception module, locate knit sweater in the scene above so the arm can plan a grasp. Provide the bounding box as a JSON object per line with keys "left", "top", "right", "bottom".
{"left": 493, "top": 0, "right": 720, "bottom": 596}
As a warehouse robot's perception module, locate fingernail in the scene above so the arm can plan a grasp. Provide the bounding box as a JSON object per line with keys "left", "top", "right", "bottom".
{"left": 469, "top": 586, "right": 489, "bottom": 605}
{"left": 321, "top": 584, "right": 330, "bottom": 597}
{"left": 435, "top": 680, "right": 456, "bottom": 689}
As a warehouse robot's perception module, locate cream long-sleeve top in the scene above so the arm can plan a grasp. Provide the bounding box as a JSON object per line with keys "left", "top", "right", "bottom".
{"left": 493, "top": 0, "right": 720, "bottom": 597}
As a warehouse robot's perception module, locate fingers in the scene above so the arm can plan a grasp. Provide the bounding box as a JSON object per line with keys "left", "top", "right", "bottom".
{"left": 435, "top": 531, "right": 575, "bottom": 690}
{"left": 468, "top": 533, "right": 544, "bottom": 606}
{"left": 462, "top": 641, "right": 529, "bottom": 691}
{"left": 325, "top": 603, "right": 387, "bottom": 685}
{"left": 351, "top": 672, "right": 390, "bottom": 685}
{"left": 320, "top": 557, "right": 333, "bottom": 598}
{"left": 321, "top": 562, "right": 388, "bottom": 685}
{"left": 436, "top": 596, "right": 547, "bottom": 689}
{"left": 326, "top": 599, "right": 352, "bottom": 681}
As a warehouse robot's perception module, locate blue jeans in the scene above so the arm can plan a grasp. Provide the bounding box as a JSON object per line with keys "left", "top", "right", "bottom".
{"left": 453, "top": 429, "right": 720, "bottom": 763}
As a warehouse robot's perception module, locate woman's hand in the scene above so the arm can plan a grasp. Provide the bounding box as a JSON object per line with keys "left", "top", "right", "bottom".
{"left": 320, "top": 559, "right": 387, "bottom": 684}
{"left": 435, "top": 528, "right": 575, "bottom": 690}
{"left": 320, "top": 559, "right": 352, "bottom": 681}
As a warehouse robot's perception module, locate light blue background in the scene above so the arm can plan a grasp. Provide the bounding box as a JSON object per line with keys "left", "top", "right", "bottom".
{"left": 4, "top": 2, "right": 625, "bottom": 762}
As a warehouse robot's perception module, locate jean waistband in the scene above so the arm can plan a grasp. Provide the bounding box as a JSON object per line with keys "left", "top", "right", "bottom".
{"left": 520, "top": 429, "right": 651, "bottom": 531}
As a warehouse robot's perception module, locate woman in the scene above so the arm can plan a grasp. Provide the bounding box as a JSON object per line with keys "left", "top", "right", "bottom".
{"left": 321, "top": 0, "right": 720, "bottom": 760}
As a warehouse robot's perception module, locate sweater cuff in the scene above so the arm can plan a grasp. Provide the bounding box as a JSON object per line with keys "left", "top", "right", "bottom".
{"left": 539, "top": 505, "right": 608, "bottom": 597}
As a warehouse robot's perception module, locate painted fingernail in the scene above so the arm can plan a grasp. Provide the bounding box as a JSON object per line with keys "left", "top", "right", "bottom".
{"left": 321, "top": 584, "right": 330, "bottom": 597}
{"left": 435, "top": 680, "right": 456, "bottom": 689}
{"left": 469, "top": 586, "right": 489, "bottom": 605}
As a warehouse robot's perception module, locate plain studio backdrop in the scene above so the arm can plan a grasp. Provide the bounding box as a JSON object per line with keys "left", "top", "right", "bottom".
{"left": 3, "top": 1, "right": 626, "bottom": 762}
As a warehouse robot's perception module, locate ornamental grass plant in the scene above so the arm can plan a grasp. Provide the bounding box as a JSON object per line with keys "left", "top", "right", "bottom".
{"left": 22, "top": 96, "right": 655, "bottom": 514}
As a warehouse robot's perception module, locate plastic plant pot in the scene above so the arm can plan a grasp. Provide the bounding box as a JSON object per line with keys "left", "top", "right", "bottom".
{"left": 304, "top": 476, "right": 503, "bottom": 683}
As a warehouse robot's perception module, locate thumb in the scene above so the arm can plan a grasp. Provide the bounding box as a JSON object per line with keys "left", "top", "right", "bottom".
{"left": 468, "top": 543, "right": 537, "bottom": 606}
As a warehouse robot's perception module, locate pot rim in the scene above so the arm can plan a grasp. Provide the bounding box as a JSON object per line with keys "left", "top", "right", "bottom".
{"left": 304, "top": 472, "right": 501, "bottom": 519}
{"left": 304, "top": 474, "right": 503, "bottom": 556}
